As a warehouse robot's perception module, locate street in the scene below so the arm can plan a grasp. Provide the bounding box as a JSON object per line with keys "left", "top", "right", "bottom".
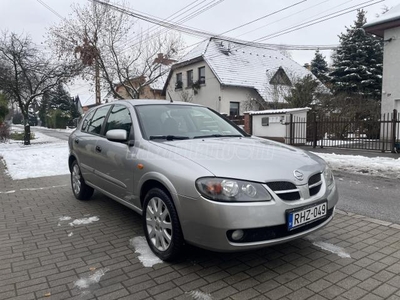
{"left": 335, "top": 171, "right": 400, "bottom": 224}
{"left": 30, "top": 126, "right": 71, "bottom": 141}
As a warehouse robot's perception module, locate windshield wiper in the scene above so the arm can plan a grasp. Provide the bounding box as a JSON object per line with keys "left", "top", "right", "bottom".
{"left": 149, "top": 135, "right": 190, "bottom": 141}
{"left": 193, "top": 134, "right": 242, "bottom": 139}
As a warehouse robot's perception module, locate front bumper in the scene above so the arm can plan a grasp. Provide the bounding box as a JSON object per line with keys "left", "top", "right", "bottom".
{"left": 178, "top": 183, "right": 339, "bottom": 252}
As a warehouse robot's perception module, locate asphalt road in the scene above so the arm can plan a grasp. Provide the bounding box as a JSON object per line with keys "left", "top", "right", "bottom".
{"left": 335, "top": 170, "right": 400, "bottom": 224}
{"left": 31, "top": 126, "right": 71, "bottom": 141}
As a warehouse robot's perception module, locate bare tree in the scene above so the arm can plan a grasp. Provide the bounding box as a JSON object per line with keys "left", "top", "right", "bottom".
{"left": 48, "top": 1, "right": 182, "bottom": 100}
{"left": 0, "top": 32, "right": 80, "bottom": 144}
{"left": 178, "top": 89, "right": 193, "bottom": 103}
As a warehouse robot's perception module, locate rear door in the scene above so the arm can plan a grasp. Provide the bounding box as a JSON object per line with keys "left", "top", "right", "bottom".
{"left": 82, "top": 105, "right": 112, "bottom": 185}
{"left": 91, "top": 104, "right": 135, "bottom": 201}
{"left": 73, "top": 109, "right": 96, "bottom": 180}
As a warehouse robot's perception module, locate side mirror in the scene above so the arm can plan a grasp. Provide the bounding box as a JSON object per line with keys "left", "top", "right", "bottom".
{"left": 106, "top": 129, "right": 128, "bottom": 142}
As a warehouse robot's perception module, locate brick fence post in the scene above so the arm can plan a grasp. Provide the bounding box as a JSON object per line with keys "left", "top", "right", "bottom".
{"left": 244, "top": 113, "right": 252, "bottom": 135}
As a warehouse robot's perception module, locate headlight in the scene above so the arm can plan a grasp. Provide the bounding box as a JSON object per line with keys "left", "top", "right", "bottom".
{"left": 195, "top": 177, "right": 272, "bottom": 202}
{"left": 323, "top": 166, "right": 334, "bottom": 187}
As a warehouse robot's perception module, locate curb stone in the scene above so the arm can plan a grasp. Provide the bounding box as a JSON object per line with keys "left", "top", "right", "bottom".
{"left": 336, "top": 209, "right": 400, "bottom": 229}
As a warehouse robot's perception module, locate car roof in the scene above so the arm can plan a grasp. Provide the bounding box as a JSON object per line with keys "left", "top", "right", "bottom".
{"left": 115, "top": 99, "right": 202, "bottom": 107}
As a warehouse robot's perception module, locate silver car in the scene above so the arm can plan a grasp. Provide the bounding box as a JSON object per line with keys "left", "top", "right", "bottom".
{"left": 68, "top": 100, "right": 338, "bottom": 261}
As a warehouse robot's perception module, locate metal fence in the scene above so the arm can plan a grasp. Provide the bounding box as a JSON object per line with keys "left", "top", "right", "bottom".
{"left": 285, "top": 109, "right": 400, "bottom": 153}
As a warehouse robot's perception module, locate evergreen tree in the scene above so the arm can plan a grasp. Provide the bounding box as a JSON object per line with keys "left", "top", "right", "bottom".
{"left": 310, "top": 50, "right": 329, "bottom": 83}
{"left": 0, "top": 93, "right": 9, "bottom": 124}
{"left": 330, "top": 10, "right": 383, "bottom": 100}
{"left": 285, "top": 75, "right": 319, "bottom": 108}
{"left": 39, "top": 84, "right": 78, "bottom": 127}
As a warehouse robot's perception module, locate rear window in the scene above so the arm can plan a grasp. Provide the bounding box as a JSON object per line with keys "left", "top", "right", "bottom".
{"left": 87, "top": 106, "right": 111, "bottom": 135}
{"left": 81, "top": 110, "right": 95, "bottom": 132}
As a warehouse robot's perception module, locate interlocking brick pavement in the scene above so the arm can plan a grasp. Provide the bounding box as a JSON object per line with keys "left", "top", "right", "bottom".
{"left": 0, "top": 162, "right": 400, "bottom": 300}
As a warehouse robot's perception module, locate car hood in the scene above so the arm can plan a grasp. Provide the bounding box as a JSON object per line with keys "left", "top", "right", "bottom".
{"left": 151, "top": 137, "right": 326, "bottom": 184}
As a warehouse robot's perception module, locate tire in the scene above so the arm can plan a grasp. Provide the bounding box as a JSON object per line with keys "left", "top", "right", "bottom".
{"left": 143, "top": 188, "right": 184, "bottom": 261}
{"left": 70, "top": 160, "right": 94, "bottom": 200}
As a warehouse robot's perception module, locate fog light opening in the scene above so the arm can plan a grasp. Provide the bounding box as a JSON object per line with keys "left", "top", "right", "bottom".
{"left": 231, "top": 229, "right": 244, "bottom": 241}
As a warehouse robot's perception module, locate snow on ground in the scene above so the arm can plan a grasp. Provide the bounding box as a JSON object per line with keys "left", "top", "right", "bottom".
{"left": 312, "top": 152, "right": 400, "bottom": 179}
{"left": 312, "top": 241, "right": 351, "bottom": 258}
{"left": 69, "top": 216, "right": 99, "bottom": 226}
{"left": 0, "top": 130, "right": 69, "bottom": 180}
{"left": 129, "top": 236, "right": 163, "bottom": 267}
{"left": 74, "top": 268, "right": 109, "bottom": 289}
{"left": 188, "top": 291, "right": 214, "bottom": 300}
{"left": 34, "top": 126, "right": 75, "bottom": 133}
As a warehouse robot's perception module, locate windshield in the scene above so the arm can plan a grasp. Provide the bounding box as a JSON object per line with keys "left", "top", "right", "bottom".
{"left": 136, "top": 104, "right": 244, "bottom": 140}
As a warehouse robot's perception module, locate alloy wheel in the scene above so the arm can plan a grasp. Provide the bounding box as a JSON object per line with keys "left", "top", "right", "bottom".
{"left": 145, "top": 197, "right": 173, "bottom": 251}
{"left": 72, "top": 164, "right": 81, "bottom": 195}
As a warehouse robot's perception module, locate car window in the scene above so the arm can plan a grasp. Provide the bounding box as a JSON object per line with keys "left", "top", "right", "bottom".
{"left": 87, "top": 106, "right": 111, "bottom": 135}
{"left": 81, "top": 110, "right": 95, "bottom": 132}
{"left": 136, "top": 105, "right": 243, "bottom": 139}
{"left": 104, "top": 105, "right": 132, "bottom": 137}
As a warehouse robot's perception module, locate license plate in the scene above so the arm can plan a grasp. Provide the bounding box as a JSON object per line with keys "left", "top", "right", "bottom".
{"left": 287, "top": 202, "right": 327, "bottom": 230}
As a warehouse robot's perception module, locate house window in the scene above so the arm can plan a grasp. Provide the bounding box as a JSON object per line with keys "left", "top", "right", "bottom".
{"left": 176, "top": 73, "right": 183, "bottom": 89}
{"left": 262, "top": 117, "right": 269, "bottom": 126}
{"left": 198, "top": 67, "right": 205, "bottom": 84}
{"left": 229, "top": 102, "right": 240, "bottom": 116}
{"left": 187, "top": 70, "right": 193, "bottom": 87}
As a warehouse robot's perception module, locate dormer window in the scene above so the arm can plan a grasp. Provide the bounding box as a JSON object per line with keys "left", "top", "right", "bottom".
{"left": 269, "top": 67, "right": 292, "bottom": 86}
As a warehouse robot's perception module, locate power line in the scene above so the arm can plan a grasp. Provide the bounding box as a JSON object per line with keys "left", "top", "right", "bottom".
{"left": 95, "top": 0, "right": 331, "bottom": 52}
{"left": 235, "top": 0, "right": 333, "bottom": 38}
{"left": 218, "top": 0, "right": 307, "bottom": 36}
{"left": 36, "top": 0, "right": 64, "bottom": 19}
{"left": 203, "top": 0, "right": 383, "bottom": 60}
{"left": 118, "top": 0, "right": 204, "bottom": 52}
{"left": 119, "top": 0, "right": 226, "bottom": 54}
{"left": 256, "top": 0, "right": 383, "bottom": 42}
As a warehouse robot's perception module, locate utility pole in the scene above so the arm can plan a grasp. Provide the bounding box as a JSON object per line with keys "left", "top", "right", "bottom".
{"left": 93, "top": 0, "right": 101, "bottom": 105}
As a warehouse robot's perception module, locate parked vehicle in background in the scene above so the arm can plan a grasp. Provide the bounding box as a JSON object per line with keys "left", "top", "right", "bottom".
{"left": 68, "top": 100, "right": 339, "bottom": 261}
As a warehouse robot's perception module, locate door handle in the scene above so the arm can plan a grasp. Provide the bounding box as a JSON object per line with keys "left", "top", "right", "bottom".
{"left": 74, "top": 138, "right": 79, "bottom": 144}
{"left": 95, "top": 146, "right": 102, "bottom": 153}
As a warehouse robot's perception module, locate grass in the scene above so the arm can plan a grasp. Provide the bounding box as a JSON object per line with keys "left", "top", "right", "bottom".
{"left": 10, "top": 131, "right": 35, "bottom": 140}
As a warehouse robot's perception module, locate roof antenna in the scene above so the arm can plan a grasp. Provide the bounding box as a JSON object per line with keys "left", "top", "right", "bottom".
{"left": 168, "top": 91, "right": 173, "bottom": 103}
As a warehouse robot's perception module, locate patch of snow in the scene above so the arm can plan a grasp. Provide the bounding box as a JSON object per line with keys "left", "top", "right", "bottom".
{"left": 313, "top": 241, "right": 351, "bottom": 258}
{"left": 20, "top": 185, "right": 67, "bottom": 191}
{"left": 187, "top": 290, "right": 213, "bottom": 300}
{"left": 0, "top": 132, "right": 69, "bottom": 179}
{"left": 69, "top": 216, "right": 99, "bottom": 226}
{"left": 68, "top": 232, "right": 73, "bottom": 237}
{"left": 129, "top": 236, "right": 163, "bottom": 267}
{"left": 0, "top": 190, "right": 15, "bottom": 194}
{"left": 311, "top": 152, "right": 400, "bottom": 179}
{"left": 74, "top": 268, "right": 109, "bottom": 289}
{"left": 59, "top": 216, "right": 72, "bottom": 221}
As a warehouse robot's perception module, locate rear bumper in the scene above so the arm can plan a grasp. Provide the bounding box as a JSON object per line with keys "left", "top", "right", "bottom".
{"left": 178, "top": 184, "right": 339, "bottom": 252}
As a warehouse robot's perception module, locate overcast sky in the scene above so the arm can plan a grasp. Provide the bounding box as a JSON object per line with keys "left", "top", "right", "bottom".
{"left": 1, "top": 0, "right": 398, "bottom": 96}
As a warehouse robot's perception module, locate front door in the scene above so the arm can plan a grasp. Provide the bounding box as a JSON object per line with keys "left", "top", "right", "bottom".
{"left": 92, "top": 104, "right": 135, "bottom": 202}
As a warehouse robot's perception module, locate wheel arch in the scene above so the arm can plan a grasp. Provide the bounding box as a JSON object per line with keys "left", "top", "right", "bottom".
{"left": 68, "top": 155, "right": 77, "bottom": 172}
{"left": 138, "top": 172, "right": 181, "bottom": 213}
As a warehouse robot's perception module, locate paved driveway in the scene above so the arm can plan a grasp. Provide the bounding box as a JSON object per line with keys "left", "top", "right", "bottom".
{"left": 1, "top": 168, "right": 400, "bottom": 300}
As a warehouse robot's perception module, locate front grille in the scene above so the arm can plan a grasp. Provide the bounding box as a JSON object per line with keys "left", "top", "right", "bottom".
{"left": 309, "top": 185, "right": 321, "bottom": 196}
{"left": 227, "top": 208, "right": 334, "bottom": 243}
{"left": 266, "top": 181, "right": 296, "bottom": 191}
{"left": 278, "top": 192, "right": 301, "bottom": 201}
{"left": 308, "top": 173, "right": 321, "bottom": 185}
{"left": 308, "top": 173, "right": 322, "bottom": 197}
{"left": 267, "top": 181, "right": 300, "bottom": 201}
